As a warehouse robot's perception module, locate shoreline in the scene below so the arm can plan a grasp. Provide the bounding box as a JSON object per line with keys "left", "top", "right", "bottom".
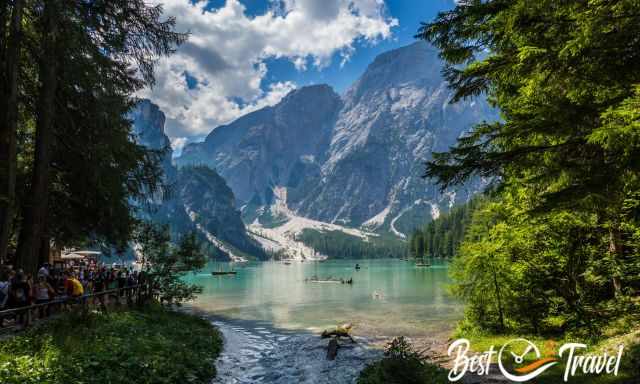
{"left": 184, "top": 305, "right": 463, "bottom": 383}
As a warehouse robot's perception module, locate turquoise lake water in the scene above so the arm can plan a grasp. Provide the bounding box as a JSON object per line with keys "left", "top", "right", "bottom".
{"left": 185, "top": 258, "right": 461, "bottom": 337}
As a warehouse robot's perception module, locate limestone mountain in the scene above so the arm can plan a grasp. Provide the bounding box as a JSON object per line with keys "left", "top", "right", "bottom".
{"left": 130, "top": 100, "right": 265, "bottom": 260}
{"left": 176, "top": 42, "right": 497, "bottom": 239}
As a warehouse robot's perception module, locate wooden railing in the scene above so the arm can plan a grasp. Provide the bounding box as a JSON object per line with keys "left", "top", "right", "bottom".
{"left": 0, "top": 284, "right": 151, "bottom": 331}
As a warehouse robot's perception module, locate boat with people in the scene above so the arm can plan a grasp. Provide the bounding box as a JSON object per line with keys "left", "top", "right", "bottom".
{"left": 211, "top": 271, "right": 237, "bottom": 276}
{"left": 212, "top": 265, "right": 237, "bottom": 276}
{"left": 415, "top": 255, "right": 431, "bottom": 267}
{"left": 305, "top": 276, "right": 353, "bottom": 284}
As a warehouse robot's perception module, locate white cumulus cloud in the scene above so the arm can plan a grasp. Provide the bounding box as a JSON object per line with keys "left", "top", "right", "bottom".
{"left": 139, "top": 0, "right": 397, "bottom": 146}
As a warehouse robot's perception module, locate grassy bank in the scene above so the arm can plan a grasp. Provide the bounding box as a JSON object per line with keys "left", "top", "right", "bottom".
{"left": 0, "top": 305, "right": 222, "bottom": 384}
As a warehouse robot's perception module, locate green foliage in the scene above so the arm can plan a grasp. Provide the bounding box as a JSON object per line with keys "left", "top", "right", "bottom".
{"left": 135, "top": 222, "right": 207, "bottom": 304}
{"left": 409, "top": 197, "right": 482, "bottom": 259}
{"left": 298, "top": 229, "right": 406, "bottom": 259}
{"left": 416, "top": 0, "right": 640, "bottom": 338}
{"left": 3, "top": 1, "right": 186, "bottom": 266}
{"left": 449, "top": 196, "right": 640, "bottom": 337}
{"left": 418, "top": 1, "right": 640, "bottom": 209}
{"left": 358, "top": 337, "right": 447, "bottom": 384}
{"left": 41, "top": 1, "right": 185, "bottom": 252}
{"left": 0, "top": 305, "right": 222, "bottom": 384}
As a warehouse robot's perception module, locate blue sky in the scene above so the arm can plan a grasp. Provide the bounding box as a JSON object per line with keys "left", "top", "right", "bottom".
{"left": 261, "top": 0, "right": 454, "bottom": 93}
{"left": 141, "top": 0, "right": 455, "bottom": 150}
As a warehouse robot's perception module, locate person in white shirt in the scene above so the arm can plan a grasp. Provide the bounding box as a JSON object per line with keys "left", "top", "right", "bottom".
{"left": 38, "top": 263, "right": 50, "bottom": 278}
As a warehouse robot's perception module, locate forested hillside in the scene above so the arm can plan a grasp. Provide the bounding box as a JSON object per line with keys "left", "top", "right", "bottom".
{"left": 298, "top": 229, "right": 406, "bottom": 259}
{"left": 409, "top": 197, "right": 483, "bottom": 259}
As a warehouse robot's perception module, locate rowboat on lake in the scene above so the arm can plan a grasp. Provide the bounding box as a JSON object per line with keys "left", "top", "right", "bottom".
{"left": 305, "top": 276, "right": 353, "bottom": 284}
{"left": 415, "top": 256, "right": 430, "bottom": 267}
{"left": 211, "top": 270, "right": 237, "bottom": 276}
{"left": 212, "top": 265, "right": 237, "bottom": 276}
{"left": 211, "top": 271, "right": 237, "bottom": 276}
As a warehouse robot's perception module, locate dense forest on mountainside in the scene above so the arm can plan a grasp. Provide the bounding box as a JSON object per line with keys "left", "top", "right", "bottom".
{"left": 298, "top": 229, "right": 406, "bottom": 259}
{"left": 409, "top": 197, "right": 483, "bottom": 259}
{"left": 416, "top": 0, "right": 640, "bottom": 337}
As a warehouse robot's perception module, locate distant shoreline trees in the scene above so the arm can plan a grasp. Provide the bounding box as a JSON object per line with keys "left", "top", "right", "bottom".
{"left": 409, "top": 197, "right": 482, "bottom": 259}
{"left": 299, "top": 229, "right": 406, "bottom": 259}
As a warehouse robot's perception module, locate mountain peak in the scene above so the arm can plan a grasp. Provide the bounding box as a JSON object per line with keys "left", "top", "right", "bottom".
{"left": 279, "top": 84, "right": 339, "bottom": 105}
{"left": 130, "top": 99, "right": 171, "bottom": 154}
{"left": 174, "top": 42, "right": 497, "bottom": 238}
{"left": 345, "top": 41, "right": 441, "bottom": 105}
{"left": 369, "top": 41, "right": 437, "bottom": 69}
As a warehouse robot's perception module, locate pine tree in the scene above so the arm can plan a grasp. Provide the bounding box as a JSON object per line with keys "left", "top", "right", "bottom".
{"left": 0, "top": 0, "right": 24, "bottom": 264}
{"left": 4, "top": 1, "right": 186, "bottom": 273}
{"left": 418, "top": 0, "right": 640, "bottom": 296}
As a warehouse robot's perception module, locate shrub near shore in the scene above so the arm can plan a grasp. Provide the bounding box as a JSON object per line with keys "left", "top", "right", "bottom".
{"left": 0, "top": 305, "right": 222, "bottom": 384}
{"left": 358, "top": 337, "right": 448, "bottom": 384}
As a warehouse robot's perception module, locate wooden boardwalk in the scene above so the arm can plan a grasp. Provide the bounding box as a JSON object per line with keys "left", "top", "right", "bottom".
{"left": 0, "top": 284, "right": 150, "bottom": 333}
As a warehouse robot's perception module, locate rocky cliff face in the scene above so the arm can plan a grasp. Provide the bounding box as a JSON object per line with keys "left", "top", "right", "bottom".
{"left": 178, "top": 85, "right": 342, "bottom": 207}
{"left": 294, "top": 42, "right": 496, "bottom": 235}
{"left": 130, "top": 100, "right": 176, "bottom": 182}
{"left": 176, "top": 42, "right": 498, "bottom": 238}
{"left": 130, "top": 100, "right": 265, "bottom": 260}
{"left": 176, "top": 166, "right": 264, "bottom": 258}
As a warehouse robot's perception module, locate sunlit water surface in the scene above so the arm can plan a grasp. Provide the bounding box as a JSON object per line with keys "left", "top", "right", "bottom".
{"left": 183, "top": 259, "right": 460, "bottom": 383}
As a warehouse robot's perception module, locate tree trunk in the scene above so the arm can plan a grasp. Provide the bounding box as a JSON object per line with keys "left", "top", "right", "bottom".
{"left": 16, "top": 0, "right": 59, "bottom": 274}
{"left": 608, "top": 226, "right": 623, "bottom": 297}
{"left": 39, "top": 233, "right": 50, "bottom": 266}
{"left": 0, "top": 0, "right": 23, "bottom": 264}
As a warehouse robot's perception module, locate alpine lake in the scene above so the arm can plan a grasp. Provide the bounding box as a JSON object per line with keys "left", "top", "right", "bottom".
{"left": 182, "top": 258, "right": 461, "bottom": 384}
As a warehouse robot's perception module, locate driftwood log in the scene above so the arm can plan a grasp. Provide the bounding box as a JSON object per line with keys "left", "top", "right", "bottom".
{"left": 326, "top": 338, "right": 339, "bottom": 360}
{"left": 321, "top": 323, "right": 354, "bottom": 341}
{"left": 322, "top": 323, "right": 355, "bottom": 360}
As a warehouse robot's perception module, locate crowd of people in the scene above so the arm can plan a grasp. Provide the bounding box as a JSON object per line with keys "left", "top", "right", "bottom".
{"left": 0, "top": 262, "right": 144, "bottom": 325}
